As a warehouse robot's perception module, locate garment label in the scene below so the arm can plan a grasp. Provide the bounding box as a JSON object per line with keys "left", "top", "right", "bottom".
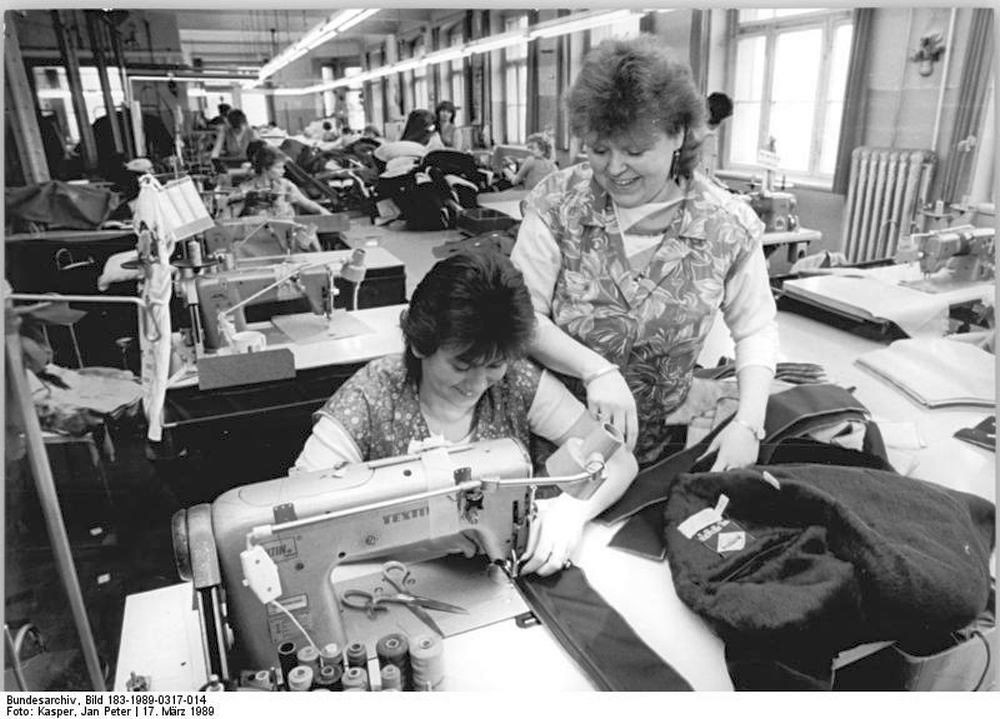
{"left": 695, "top": 518, "right": 755, "bottom": 556}
{"left": 677, "top": 494, "right": 730, "bottom": 539}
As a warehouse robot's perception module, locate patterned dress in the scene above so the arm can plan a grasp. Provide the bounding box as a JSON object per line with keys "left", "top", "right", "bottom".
{"left": 525, "top": 164, "right": 766, "bottom": 465}
{"left": 314, "top": 354, "right": 542, "bottom": 461}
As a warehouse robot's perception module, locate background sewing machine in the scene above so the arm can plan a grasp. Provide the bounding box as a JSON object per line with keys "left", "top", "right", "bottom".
{"left": 170, "top": 427, "right": 621, "bottom": 687}
{"left": 895, "top": 225, "right": 995, "bottom": 284}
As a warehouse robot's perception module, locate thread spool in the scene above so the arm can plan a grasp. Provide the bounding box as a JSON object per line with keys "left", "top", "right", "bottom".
{"left": 287, "top": 665, "right": 314, "bottom": 692}
{"left": 296, "top": 645, "right": 320, "bottom": 673}
{"left": 320, "top": 642, "right": 343, "bottom": 671}
{"left": 346, "top": 642, "right": 367, "bottom": 668}
{"left": 409, "top": 634, "right": 445, "bottom": 691}
{"left": 314, "top": 664, "right": 342, "bottom": 691}
{"left": 187, "top": 239, "right": 204, "bottom": 267}
{"left": 277, "top": 641, "right": 297, "bottom": 685}
{"left": 380, "top": 664, "right": 402, "bottom": 691}
{"left": 376, "top": 633, "right": 411, "bottom": 690}
{"left": 341, "top": 666, "right": 369, "bottom": 691}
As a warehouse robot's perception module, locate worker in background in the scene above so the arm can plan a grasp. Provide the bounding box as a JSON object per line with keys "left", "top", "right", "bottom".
{"left": 701, "top": 92, "right": 733, "bottom": 179}
{"left": 295, "top": 251, "right": 638, "bottom": 576}
{"left": 229, "top": 144, "right": 330, "bottom": 230}
{"left": 210, "top": 109, "right": 258, "bottom": 164}
{"left": 507, "top": 132, "right": 559, "bottom": 191}
{"left": 511, "top": 37, "right": 777, "bottom": 470}
{"left": 373, "top": 109, "right": 443, "bottom": 175}
{"left": 435, "top": 100, "right": 461, "bottom": 150}
{"left": 208, "top": 103, "right": 231, "bottom": 127}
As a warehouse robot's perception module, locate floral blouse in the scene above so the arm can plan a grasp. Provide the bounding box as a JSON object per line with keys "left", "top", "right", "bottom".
{"left": 522, "top": 164, "right": 767, "bottom": 465}
{"left": 314, "top": 354, "right": 541, "bottom": 461}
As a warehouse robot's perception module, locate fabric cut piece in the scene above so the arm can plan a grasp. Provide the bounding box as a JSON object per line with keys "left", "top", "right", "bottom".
{"left": 516, "top": 566, "right": 692, "bottom": 691}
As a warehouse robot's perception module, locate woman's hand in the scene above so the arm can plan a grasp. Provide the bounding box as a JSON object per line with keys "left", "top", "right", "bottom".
{"left": 519, "top": 494, "right": 590, "bottom": 576}
{"left": 586, "top": 369, "right": 638, "bottom": 451}
{"left": 697, "top": 420, "right": 760, "bottom": 471}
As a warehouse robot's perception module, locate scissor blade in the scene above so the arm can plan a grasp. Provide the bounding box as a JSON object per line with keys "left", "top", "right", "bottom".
{"left": 406, "top": 603, "right": 445, "bottom": 637}
{"left": 412, "top": 597, "right": 468, "bottom": 614}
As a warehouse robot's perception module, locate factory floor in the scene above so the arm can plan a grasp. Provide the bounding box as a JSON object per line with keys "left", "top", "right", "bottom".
{"left": 3, "top": 217, "right": 458, "bottom": 691}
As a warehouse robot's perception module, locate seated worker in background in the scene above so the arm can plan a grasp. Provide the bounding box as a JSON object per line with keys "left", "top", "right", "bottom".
{"left": 296, "top": 251, "right": 639, "bottom": 576}
{"left": 211, "top": 108, "right": 258, "bottom": 164}
{"left": 208, "top": 103, "right": 232, "bottom": 127}
{"left": 435, "top": 100, "right": 461, "bottom": 150}
{"left": 230, "top": 144, "right": 330, "bottom": 240}
{"left": 373, "top": 109, "right": 444, "bottom": 175}
{"left": 507, "top": 132, "right": 558, "bottom": 191}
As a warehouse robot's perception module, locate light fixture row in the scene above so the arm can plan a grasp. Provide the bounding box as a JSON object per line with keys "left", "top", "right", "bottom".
{"left": 275, "top": 9, "right": 639, "bottom": 97}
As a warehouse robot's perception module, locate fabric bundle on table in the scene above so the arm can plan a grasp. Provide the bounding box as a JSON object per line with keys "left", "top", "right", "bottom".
{"left": 856, "top": 337, "right": 995, "bottom": 408}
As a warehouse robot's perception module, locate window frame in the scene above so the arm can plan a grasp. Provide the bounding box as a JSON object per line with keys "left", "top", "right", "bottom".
{"left": 723, "top": 8, "right": 853, "bottom": 187}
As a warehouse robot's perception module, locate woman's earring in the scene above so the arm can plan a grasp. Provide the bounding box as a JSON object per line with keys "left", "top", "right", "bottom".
{"left": 668, "top": 148, "right": 682, "bottom": 180}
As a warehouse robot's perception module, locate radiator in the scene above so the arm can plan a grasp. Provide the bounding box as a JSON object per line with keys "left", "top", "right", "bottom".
{"left": 841, "top": 147, "right": 936, "bottom": 263}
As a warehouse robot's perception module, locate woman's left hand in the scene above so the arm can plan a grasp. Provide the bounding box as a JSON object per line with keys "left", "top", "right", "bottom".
{"left": 519, "top": 494, "right": 590, "bottom": 576}
{"left": 698, "top": 420, "right": 760, "bottom": 471}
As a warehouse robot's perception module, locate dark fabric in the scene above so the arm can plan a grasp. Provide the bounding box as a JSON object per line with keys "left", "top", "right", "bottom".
{"left": 601, "top": 383, "right": 873, "bottom": 526}
{"left": 663, "top": 463, "right": 995, "bottom": 690}
{"left": 516, "top": 566, "right": 692, "bottom": 691}
{"left": 420, "top": 149, "right": 482, "bottom": 187}
{"left": 954, "top": 415, "right": 995, "bottom": 452}
{"left": 5, "top": 181, "right": 120, "bottom": 231}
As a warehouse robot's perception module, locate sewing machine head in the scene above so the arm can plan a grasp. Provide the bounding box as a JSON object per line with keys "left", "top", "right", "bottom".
{"left": 170, "top": 426, "right": 620, "bottom": 684}
{"left": 748, "top": 190, "right": 799, "bottom": 233}
{"left": 898, "top": 226, "right": 995, "bottom": 280}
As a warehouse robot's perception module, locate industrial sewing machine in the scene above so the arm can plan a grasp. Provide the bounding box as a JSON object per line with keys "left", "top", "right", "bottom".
{"left": 188, "top": 249, "right": 367, "bottom": 351}
{"left": 896, "top": 225, "right": 995, "bottom": 282}
{"left": 170, "top": 427, "right": 622, "bottom": 685}
{"left": 748, "top": 190, "right": 799, "bottom": 233}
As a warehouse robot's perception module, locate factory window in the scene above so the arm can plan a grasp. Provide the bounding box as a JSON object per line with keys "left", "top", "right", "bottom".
{"left": 343, "top": 67, "right": 366, "bottom": 131}
{"left": 725, "top": 9, "right": 853, "bottom": 183}
{"left": 503, "top": 14, "right": 528, "bottom": 144}
{"left": 588, "top": 12, "right": 641, "bottom": 43}
{"left": 33, "top": 66, "right": 125, "bottom": 143}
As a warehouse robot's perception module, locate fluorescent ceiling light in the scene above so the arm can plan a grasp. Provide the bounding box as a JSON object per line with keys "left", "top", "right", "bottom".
{"left": 464, "top": 31, "right": 527, "bottom": 55}
{"left": 257, "top": 9, "right": 379, "bottom": 84}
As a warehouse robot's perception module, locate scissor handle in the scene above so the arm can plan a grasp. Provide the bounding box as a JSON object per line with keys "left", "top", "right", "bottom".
{"left": 341, "top": 590, "right": 384, "bottom": 613}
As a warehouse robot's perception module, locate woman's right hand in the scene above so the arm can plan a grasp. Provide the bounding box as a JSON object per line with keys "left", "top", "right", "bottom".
{"left": 586, "top": 369, "right": 638, "bottom": 450}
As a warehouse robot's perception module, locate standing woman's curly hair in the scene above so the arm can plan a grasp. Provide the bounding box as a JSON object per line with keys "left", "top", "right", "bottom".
{"left": 400, "top": 251, "right": 537, "bottom": 384}
{"left": 566, "top": 35, "right": 706, "bottom": 179}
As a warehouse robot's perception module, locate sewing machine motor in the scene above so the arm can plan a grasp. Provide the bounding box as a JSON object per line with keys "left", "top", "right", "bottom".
{"left": 171, "top": 428, "right": 621, "bottom": 685}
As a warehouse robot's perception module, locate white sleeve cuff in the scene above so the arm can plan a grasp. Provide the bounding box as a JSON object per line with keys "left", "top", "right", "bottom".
{"left": 527, "top": 370, "right": 587, "bottom": 443}
{"left": 294, "top": 416, "right": 364, "bottom": 471}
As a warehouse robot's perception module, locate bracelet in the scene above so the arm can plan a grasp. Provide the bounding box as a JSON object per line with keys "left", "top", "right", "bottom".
{"left": 583, "top": 364, "right": 619, "bottom": 386}
{"left": 732, "top": 417, "right": 766, "bottom": 441}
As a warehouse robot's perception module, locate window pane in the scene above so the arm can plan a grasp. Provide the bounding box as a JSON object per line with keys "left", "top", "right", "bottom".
{"left": 729, "top": 36, "right": 765, "bottom": 165}
{"left": 769, "top": 28, "right": 822, "bottom": 171}
{"left": 819, "top": 23, "right": 854, "bottom": 174}
{"left": 738, "top": 9, "right": 774, "bottom": 22}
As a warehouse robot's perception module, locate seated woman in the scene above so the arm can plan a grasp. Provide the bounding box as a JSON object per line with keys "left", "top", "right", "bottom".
{"left": 295, "top": 251, "right": 639, "bottom": 576}
{"left": 210, "top": 108, "right": 258, "bottom": 164}
{"left": 508, "top": 133, "right": 558, "bottom": 191}
{"left": 231, "top": 144, "right": 331, "bottom": 220}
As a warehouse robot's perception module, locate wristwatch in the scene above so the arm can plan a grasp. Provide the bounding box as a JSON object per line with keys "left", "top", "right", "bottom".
{"left": 733, "top": 417, "right": 766, "bottom": 441}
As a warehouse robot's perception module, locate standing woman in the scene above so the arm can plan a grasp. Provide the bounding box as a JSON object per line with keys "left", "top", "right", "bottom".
{"left": 511, "top": 36, "right": 778, "bottom": 469}
{"left": 210, "top": 108, "right": 258, "bottom": 162}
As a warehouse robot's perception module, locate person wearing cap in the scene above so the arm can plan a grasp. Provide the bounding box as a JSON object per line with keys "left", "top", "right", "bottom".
{"left": 435, "top": 100, "right": 461, "bottom": 150}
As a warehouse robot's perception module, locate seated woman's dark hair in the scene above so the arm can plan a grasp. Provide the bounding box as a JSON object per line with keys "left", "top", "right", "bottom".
{"left": 226, "top": 109, "right": 248, "bottom": 130}
{"left": 566, "top": 35, "right": 706, "bottom": 179}
{"left": 401, "top": 251, "right": 537, "bottom": 383}
{"left": 251, "top": 144, "right": 286, "bottom": 175}
{"left": 707, "top": 92, "right": 734, "bottom": 127}
{"left": 435, "top": 100, "right": 456, "bottom": 122}
{"left": 400, "top": 109, "right": 437, "bottom": 145}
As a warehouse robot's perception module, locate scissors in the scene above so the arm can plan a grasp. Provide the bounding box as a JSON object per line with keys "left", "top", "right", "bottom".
{"left": 341, "top": 561, "right": 467, "bottom": 636}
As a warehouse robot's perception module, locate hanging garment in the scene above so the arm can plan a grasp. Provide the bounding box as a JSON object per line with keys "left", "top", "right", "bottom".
{"left": 661, "top": 462, "right": 995, "bottom": 689}
{"left": 516, "top": 566, "right": 693, "bottom": 691}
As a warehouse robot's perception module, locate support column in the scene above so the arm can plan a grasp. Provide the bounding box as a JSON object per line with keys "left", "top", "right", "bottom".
{"left": 85, "top": 9, "right": 123, "bottom": 155}
{"left": 51, "top": 10, "right": 98, "bottom": 173}
{"left": 385, "top": 34, "right": 401, "bottom": 121}
{"left": 105, "top": 13, "right": 136, "bottom": 157}
{"left": 4, "top": 18, "right": 50, "bottom": 183}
